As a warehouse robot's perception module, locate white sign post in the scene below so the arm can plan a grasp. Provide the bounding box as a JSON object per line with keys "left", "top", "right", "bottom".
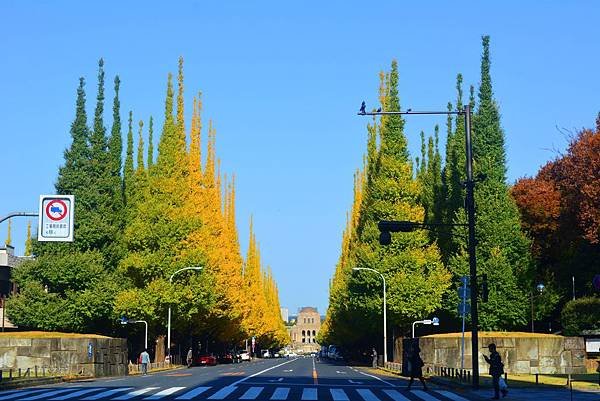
{"left": 38, "top": 195, "right": 74, "bottom": 242}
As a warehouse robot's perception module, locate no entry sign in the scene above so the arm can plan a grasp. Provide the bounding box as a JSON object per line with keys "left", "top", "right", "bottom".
{"left": 38, "top": 195, "right": 74, "bottom": 242}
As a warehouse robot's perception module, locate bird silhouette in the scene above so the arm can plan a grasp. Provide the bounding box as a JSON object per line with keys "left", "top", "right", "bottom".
{"left": 376, "top": 107, "right": 382, "bottom": 113}
{"left": 359, "top": 101, "right": 366, "bottom": 114}
{"left": 406, "top": 108, "right": 412, "bottom": 112}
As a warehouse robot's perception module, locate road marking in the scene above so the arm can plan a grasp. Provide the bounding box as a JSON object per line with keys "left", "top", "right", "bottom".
{"left": 0, "top": 390, "right": 49, "bottom": 400}
{"left": 83, "top": 388, "right": 133, "bottom": 400}
{"left": 355, "top": 369, "right": 395, "bottom": 387}
{"left": 382, "top": 390, "right": 412, "bottom": 401}
{"left": 410, "top": 390, "right": 442, "bottom": 401}
{"left": 239, "top": 387, "right": 264, "bottom": 400}
{"left": 228, "top": 358, "right": 295, "bottom": 387}
{"left": 175, "top": 387, "right": 211, "bottom": 400}
{"left": 51, "top": 388, "right": 106, "bottom": 400}
{"left": 330, "top": 389, "right": 349, "bottom": 401}
{"left": 144, "top": 387, "right": 186, "bottom": 400}
{"left": 21, "top": 390, "right": 75, "bottom": 401}
{"left": 335, "top": 371, "right": 347, "bottom": 374}
{"left": 434, "top": 391, "right": 469, "bottom": 401}
{"left": 283, "top": 369, "right": 293, "bottom": 372}
{"left": 207, "top": 386, "right": 237, "bottom": 400}
{"left": 270, "top": 388, "right": 290, "bottom": 400}
{"left": 269, "top": 378, "right": 284, "bottom": 382}
{"left": 165, "top": 373, "right": 192, "bottom": 377}
{"left": 301, "top": 388, "right": 317, "bottom": 401}
{"left": 356, "top": 389, "right": 380, "bottom": 401}
{"left": 347, "top": 380, "right": 362, "bottom": 384}
{"left": 112, "top": 388, "right": 159, "bottom": 400}
{"left": 312, "top": 357, "right": 318, "bottom": 385}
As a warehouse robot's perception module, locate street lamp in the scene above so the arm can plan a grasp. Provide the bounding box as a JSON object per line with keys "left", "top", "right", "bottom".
{"left": 167, "top": 266, "right": 203, "bottom": 359}
{"left": 120, "top": 317, "right": 148, "bottom": 349}
{"left": 352, "top": 267, "right": 387, "bottom": 364}
{"left": 531, "top": 283, "right": 545, "bottom": 333}
{"left": 358, "top": 104, "right": 481, "bottom": 388}
{"left": 412, "top": 317, "right": 440, "bottom": 338}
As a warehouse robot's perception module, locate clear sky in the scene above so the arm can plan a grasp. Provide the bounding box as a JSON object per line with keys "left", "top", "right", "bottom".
{"left": 1, "top": 1, "right": 599, "bottom": 315}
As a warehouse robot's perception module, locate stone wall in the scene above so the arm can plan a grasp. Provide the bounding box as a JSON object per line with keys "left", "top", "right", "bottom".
{"left": 0, "top": 335, "right": 128, "bottom": 377}
{"left": 398, "top": 332, "right": 587, "bottom": 374}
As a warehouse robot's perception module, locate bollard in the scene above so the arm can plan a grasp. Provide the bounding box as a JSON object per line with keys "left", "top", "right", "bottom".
{"left": 9, "top": 369, "right": 12, "bottom": 379}
{"left": 18, "top": 368, "right": 21, "bottom": 378}
{"left": 535, "top": 373, "right": 539, "bottom": 384}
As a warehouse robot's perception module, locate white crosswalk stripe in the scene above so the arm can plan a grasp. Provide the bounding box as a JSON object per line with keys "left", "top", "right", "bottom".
{"left": 175, "top": 387, "right": 211, "bottom": 400}
{"left": 382, "top": 389, "right": 412, "bottom": 401}
{"left": 112, "top": 388, "right": 159, "bottom": 400}
{"left": 270, "top": 388, "right": 290, "bottom": 400}
{"left": 21, "top": 390, "right": 77, "bottom": 401}
{"left": 329, "top": 389, "right": 348, "bottom": 401}
{"left": 300, "top": 388, "right": 317, "bottom": 401}
{"left": 356, "top": 389, "right": 380, "bottom": 401}
{"left": 83, "top": 388, "right": 133, "bottom": 400}
{"left": 144, "top": 387, "right": 186, "bottom": 400}
{"left": 410, "top": 390, "right": 442, "bottom": 401}
{"left": 433, "top": 391, "right": 469, "bottom": 401}
{"left": 207, "top": 386, "right": 237, "bottom": 400}
{"left": 239, "top": 387, "right": 264, "bottom": 400}
{"left": 51, "top": 389, "right": 106, "bottom": 400}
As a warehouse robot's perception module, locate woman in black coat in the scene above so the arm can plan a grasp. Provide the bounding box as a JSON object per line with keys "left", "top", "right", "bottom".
{"left": 407, "top": 344, "right": 428, "bottom": 391}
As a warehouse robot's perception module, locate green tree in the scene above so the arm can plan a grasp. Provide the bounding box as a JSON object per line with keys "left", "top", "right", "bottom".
{"left": 448, "top": 36, "right": 532, "bottom": 330}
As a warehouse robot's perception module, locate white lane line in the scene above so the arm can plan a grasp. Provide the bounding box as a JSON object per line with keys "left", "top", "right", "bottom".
{"left": 433, "top": 391, "right": 468, "bottom": 401}
{"left": 83, "top": 388, "right": 133, "bottom": 400}
{"left": 207, "top": 386, "right": 237, "bottom": 400}
{"left": 300, "top": 388, "right": 317, "bottom": 401}
{"left": 112, "top": 388, "right": 159, "bottom": 400}
{"left": 355, "top": 369, "right": 395, "bottom": 387}
{"left": 239, "top": 387, "right": 263, "bottom": 400}
{"left": 0, "top": 390, "right": 49, "bottom": 400}
{"left": 228, "top": 358, "right": 296, "bottom": 387}
{"left": 51, "top": 388, "right": 106, "bottom": 400}
{"left": 410, "top": 390, "right": 442, "bottom": 401}
{"left": 382, "top": 390, "right": 412, "bottom": 401}
{"left": 356, "top": 389, "right": 381, "bottom": 401}
{"left": 21, "top": 390, "right": 76, "bottom": 401}
{"left": 270, "top": 388, "right": 290, "bottom": 400}
{"left": 144, "top": 387, "right": 186, "bottom": 400}
{"left": 330, "top": 389, "right": 349, "bottom": 401}
{"left": 175, "top": 387, "right": 211, "bottom": 400}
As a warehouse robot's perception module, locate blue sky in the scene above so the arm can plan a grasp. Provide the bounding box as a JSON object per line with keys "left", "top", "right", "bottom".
{"left": 1, "top": 1, "right": 599, "bottom": 315}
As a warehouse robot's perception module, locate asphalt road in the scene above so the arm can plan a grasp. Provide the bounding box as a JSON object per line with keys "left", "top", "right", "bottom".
{"left": 0, "top": 357, "right": 482, "bottom": 401}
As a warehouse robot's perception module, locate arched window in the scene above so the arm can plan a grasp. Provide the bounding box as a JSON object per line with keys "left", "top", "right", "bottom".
{"left": 312, "top": 338, "right": 316, "bottom": 343}
{"left": 302, "top": 330, "right": 306, "bottom": 336}
{"left": 312, "top": 330, "right": 316, "bottom": 336}
{"left": 302, "top": 338, "right": 305, "bottom": 343}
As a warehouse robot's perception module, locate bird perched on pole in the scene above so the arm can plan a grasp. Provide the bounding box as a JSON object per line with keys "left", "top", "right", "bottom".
{"left": 359, "top": 101, "right": 366, "bottom": 115}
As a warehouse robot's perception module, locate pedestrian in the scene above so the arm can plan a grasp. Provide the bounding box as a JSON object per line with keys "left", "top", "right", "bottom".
{"left": 186, "top": 348, "right": 193, "bottom": 368}
{"left": 139, "top": 348, "right": 150, "bottom": 376}
{"left": 406, "top": 343, "right": 428, "bottom": 391}
{"left": 371, "top": 347, "right": 378, "bottom": 368}
{"left": 484, "top": 343, "right": 507, "bottom": 399}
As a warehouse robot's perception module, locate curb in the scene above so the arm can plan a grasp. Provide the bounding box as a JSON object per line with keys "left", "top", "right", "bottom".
{"left": 0, "top": 376, "right": 63, "bottom": 390}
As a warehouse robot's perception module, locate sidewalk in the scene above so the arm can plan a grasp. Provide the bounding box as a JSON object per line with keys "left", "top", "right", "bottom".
{"left": 466, "top": 386, "right": 600, "bottom": 401}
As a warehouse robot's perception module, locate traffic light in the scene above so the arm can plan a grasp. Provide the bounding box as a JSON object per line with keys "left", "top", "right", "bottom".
{"left": 481, "top": 274, "right": 489, "bottom": 303}
{"left": 379, "top": 231, "right": 391, "bottom": 245}
{"left": 378, "top": 220, "right": 417, "bottom": 233}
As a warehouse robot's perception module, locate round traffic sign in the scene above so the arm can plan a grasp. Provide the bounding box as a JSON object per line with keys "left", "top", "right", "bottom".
{"left": 45, "top": 199, "right": 68, "bottom": 221}
{"left": 593, "top": 275, "right": 600, "bottom": 291}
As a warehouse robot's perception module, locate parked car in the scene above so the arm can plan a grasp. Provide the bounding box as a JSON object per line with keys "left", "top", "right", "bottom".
{"left": 196, "top": 354, "right": 217, "bottom": 366}
{"left": 218, "top": 352, "right": 234, "bottom": 364}
{"left": 262, "top": 350, "right": 271, "bottom": 358}
{"left": 240, "top": 351, "right": 251, "bottom": 361}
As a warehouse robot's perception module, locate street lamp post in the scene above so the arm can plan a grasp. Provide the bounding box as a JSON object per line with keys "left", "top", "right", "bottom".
{"left": 412, "top": 317, "right": 440, "bottom": 338}
{"left": 167, "top": 266, "right": 203, "bottom": 359}
{"left": 358, "top": 104, "right": 481, "bottom": 388}
{"left": 352, "top": 267, "right": 387, "bottom": 364}
{"left": 119, "top": 318, "right": 148, "bottom": 349}
{"left": 530, "top": 283, "right": 545, "bottom": 333}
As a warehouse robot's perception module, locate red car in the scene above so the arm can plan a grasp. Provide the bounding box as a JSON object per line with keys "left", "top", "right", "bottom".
{"left": 196, "top": 354, "right": 217, "bottom": 366}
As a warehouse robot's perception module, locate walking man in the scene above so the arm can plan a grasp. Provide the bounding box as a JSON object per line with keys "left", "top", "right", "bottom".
{"left": 140, "top": 349, "right": 150, "bottom": 376}
{"left": 371, "top": 347, "right": 378, "bottom": 368}
{"left": 484, "top": 343, "right": 506, "bottom": 399}
{"left": 406, "top": 343, "right": 428, "bottom": 391}
{"left": 187, "top": 348, "right": 193, "bottom": 368}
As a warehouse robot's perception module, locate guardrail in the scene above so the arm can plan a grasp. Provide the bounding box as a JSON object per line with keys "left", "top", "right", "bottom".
{"left": 0, "top": 366, "right": 53, "bottom": 381}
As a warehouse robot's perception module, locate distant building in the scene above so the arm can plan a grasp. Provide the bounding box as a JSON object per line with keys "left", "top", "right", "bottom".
{"left": 288, "top": 307, "right": 321, "bottom": 353}
{"left": 0, "top": 245, "right": 23, "bottom": 329}
{"left": 280, "top": 307, "right": 289, "bottom": 323}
